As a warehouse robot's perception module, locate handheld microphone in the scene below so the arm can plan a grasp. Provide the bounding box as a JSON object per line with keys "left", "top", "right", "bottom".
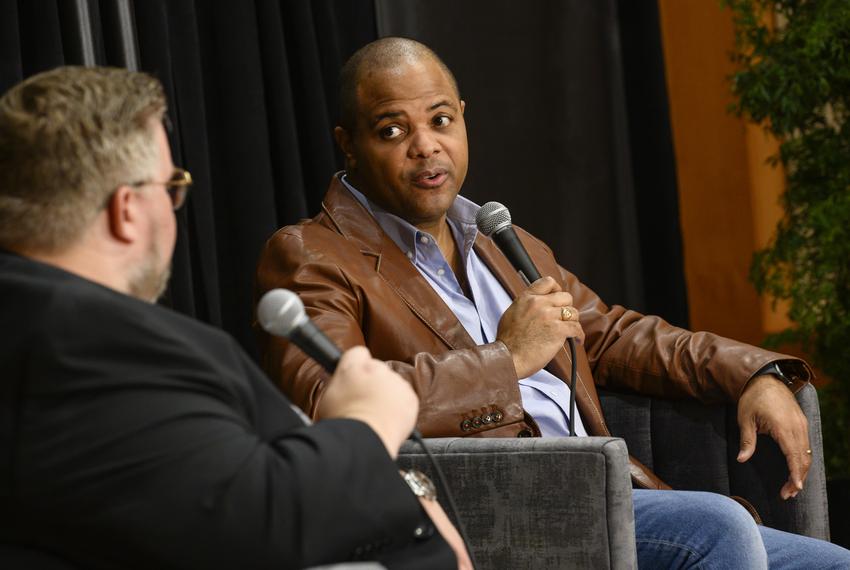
{"left": 257, "top": 288, "right": 342, "bottom": 372}
{"left": 476, "top": 201, "right": 579, "bottom": 436}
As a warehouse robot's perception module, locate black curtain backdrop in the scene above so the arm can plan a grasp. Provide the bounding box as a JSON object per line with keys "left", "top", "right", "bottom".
{"left": 0, "top": 0, "right": 687, "bottom": 359}
{"left": 0, "top": 0, "right": 376, "bottom": 357}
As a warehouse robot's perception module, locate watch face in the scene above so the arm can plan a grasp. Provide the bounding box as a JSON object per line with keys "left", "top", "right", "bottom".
{"left": 405, "top": 470, "right": 437, "bottom": 501}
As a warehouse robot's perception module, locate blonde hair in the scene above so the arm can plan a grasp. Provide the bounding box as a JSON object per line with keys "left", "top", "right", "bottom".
{"left": 0, "top": 66, "right": 167, "bottom": 252}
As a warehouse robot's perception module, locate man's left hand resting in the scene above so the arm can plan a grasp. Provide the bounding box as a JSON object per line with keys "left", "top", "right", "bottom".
{"left": 736, "top": 374, "right": 812, "bottom": 500}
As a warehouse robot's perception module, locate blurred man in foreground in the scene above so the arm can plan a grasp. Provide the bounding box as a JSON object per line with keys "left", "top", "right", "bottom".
{"left": 256, "top": 37, "right": 850, "bottom": 568}
{"left": 0, "top": 66, "right": 470, "bottom": 569}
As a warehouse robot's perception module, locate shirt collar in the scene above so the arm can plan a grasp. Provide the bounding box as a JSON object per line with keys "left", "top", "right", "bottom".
{"left": 340, "top": 173, "right": 480, "bottom": 261}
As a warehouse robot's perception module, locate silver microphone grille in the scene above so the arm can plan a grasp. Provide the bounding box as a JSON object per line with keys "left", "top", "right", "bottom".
{"left": 475, "top": 201, "right": 512, "bottom": 236}
{"left": 257, "top": 288, "right": 308, "bottom": 338}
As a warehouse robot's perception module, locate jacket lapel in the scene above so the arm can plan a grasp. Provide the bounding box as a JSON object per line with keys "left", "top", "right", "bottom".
{"left": 321, "top": 177, "right": 476, "bottom": 351}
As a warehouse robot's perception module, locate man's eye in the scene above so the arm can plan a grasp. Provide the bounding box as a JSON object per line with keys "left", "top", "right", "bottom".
{"left": 433, "top": 115, "right": 451, "bottom": 127}
{"left": 380, "top": 126, "right": 403, "bottom": 139}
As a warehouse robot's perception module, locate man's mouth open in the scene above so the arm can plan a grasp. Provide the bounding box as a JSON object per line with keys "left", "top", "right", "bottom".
{"left": 411, "top": 169, "right": 448, "bottom": 189}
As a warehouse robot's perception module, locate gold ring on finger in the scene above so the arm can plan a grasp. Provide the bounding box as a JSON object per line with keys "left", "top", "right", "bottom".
{"left": 560, "top": 307, "right": 572, "bottom": 321}
{"left": 805, "top": 449, "right": 812, "bottom": 455}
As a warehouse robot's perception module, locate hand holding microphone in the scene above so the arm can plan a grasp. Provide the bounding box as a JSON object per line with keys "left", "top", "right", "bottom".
{"left": 316, "top": 346, "right": 419, "bottom": 459}
{"left": 495, "top": 277, "right": 584, "bottom": 379}
{"left": 258, "top": 289, "right": 418, "bottom": 457}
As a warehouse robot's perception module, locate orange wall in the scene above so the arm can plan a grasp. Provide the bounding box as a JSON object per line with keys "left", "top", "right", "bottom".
{"left": 656, "top": 0, "right": 789, "bottom": 345}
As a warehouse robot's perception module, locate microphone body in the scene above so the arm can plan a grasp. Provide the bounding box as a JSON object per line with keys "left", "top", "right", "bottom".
{"left": 288, "top": 320, "right": 342, "bottom": 372}
{"left": 491, "top": 225, "right": 541, "bottom": 285}
{"left": 257, "top": 288, "right": 342, "bottom": 372}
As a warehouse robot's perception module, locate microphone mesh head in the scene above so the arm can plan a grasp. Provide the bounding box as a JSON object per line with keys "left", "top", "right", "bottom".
{"left": 257, "top": 288, "right": 307, "bottom": 338}
{"left": 475, "top": 201, "right": 512, "bottom": 236}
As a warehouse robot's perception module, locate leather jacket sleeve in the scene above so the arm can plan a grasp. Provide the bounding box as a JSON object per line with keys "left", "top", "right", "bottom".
{"left": 521, "top": 233, "right": 812, "bottom": 402}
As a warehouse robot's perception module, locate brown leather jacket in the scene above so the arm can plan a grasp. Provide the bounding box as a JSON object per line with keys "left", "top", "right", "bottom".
{"left": 255, "top": 174, "right": 810, "bottom": 490}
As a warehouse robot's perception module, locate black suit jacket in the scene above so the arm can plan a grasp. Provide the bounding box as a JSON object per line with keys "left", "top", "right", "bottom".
{"left": 0, "top": 251, "right": 453, "bottom": 569}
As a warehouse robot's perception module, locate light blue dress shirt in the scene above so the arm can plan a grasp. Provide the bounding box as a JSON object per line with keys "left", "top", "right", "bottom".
{"left": 341, "top": 176, "right": 586, "bottom": 437}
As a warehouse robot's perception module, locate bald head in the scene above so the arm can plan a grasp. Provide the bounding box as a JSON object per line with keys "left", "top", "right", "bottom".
{"left": 338, "top": 37, "right": 459, "bottom": 131}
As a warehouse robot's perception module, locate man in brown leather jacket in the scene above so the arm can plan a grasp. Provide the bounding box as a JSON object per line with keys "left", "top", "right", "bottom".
{"left": 256, "top": 37, "right": 850, "bottom": 567}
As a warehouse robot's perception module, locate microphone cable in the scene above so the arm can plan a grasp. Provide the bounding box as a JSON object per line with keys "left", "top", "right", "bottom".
{"left": 568, "top": 338, "right": 577, "bottom": 437}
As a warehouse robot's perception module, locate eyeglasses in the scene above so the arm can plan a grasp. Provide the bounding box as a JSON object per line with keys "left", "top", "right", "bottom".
{"left": 129, "top": 168, "right": 193, "bottom": 211}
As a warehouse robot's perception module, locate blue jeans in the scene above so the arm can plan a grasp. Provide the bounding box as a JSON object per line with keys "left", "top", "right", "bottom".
{"left": 634, "top": 489, "right": 850, "bottom": 569}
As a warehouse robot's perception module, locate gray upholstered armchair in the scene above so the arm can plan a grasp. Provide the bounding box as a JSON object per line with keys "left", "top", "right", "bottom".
{"left": 397, "top": 383, "right": 829, "bottom": 569}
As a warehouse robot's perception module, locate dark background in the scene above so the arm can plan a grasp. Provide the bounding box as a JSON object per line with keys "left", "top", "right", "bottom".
{"left": 0, "top": 0, "right": 687, "bottom": 358}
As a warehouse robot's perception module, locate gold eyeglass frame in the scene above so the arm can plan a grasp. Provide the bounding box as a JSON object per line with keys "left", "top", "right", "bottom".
{"left": 129, "top": 167, "right": 193, "bottom": 211}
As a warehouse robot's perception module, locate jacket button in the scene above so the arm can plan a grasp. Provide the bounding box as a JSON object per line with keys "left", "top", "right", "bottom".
{"left": 492, "top": 411, "right": 503, "bottom": 422}
{"left": 461, "top": 419, "right": 473, "bottom": 432}
{"left": 472, "top": 416, "right": 483, "bottom": 428}
{"left": 517, "top": 429, "right": 533, "bottom": 438}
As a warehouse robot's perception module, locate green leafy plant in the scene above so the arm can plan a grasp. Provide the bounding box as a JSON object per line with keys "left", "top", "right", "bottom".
{"left": 725, "top": 0, "right": 850, "bottom": 478}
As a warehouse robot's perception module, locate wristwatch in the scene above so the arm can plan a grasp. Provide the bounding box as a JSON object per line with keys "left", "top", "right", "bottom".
{"left": 401, "top": 469, "right": 437, "bottom": 501}
{"left": 756, "top": 360, "right": 809, "bottom": 387}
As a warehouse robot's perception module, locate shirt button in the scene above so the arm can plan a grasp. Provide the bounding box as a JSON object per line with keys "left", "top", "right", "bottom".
{"left": 419, "top": 236, "right": 429, "bottom": 244}
{"left": 436, "top": 268, "right": 445, "bottom": 276}
{"left": 406, "top": 251, "right": 414, "bottom": 260}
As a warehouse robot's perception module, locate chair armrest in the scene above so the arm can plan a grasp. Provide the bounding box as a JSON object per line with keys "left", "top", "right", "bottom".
{"left": 599, "top": 383, "right": 829, "bottom": 540}
{"left": 398, "top": 436, "right": 637, "bottom": 569}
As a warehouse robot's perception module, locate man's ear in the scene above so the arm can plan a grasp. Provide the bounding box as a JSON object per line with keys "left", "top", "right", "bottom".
{"left": 105, "top": 186, "right": 140, "bottom": 244}
{"left": 460, "top": 100, "right": 466, "bottom": 114}
{"left": 334, "top": 126, "right": 357, "bottom": 170}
